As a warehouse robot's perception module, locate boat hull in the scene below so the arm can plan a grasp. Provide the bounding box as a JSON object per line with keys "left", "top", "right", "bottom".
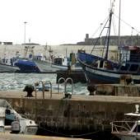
{"left": 0, "top": 63, "right": 19, "bottom": 72}
{"left": 35, "top": 60, "right": 68, "bottom": 72}
{"left": 78, "top": 51, "right": 140, "bottom": 84}
{"left": 34, "top": 60, "right": 55, "bottom": 72}
{"left": 15, "top": 56, "right": 81, "bottom": 73}
{"left": 83, "top": 65, "right": 140, "bottom": 84}
{"left": 112, "top": 132, "right": 140, "bottom": 140}
{"left": 14, "top": 59, "right": 40, "bottom": 73}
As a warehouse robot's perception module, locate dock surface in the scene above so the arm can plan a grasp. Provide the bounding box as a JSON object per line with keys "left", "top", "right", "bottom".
{"left": 0, "top": 133, "right": 88, "bottom": 140}
{"left": 1, "top": 90, "right": 140, "bottom": 103}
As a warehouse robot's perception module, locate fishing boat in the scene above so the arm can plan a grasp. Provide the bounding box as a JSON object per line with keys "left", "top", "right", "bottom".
{"left": 0, "top": 99, "right": 38, "bottom": 134}
{"left": 13, "top": 45, "right": 52, "bottom": 73}
{"left": 14, "top": 45, "right": 81, "bottom": 73}
{"left": 14, "top": 54, "right": 70, "bottom": 73}
{"left": 111, "top": 104, "right": 140, "bottom": 140}
{"left": 0, "top": 56, "right": 19, "bottom": 72}
{"left": 77, "top": 0, "right": 140, "bottom": 84}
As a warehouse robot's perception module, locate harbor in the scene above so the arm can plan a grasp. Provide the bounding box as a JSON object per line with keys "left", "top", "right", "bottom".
{"left": 1, "top": 0, "right": 140, "bottom": 139}
{"left": 0, "top": 42, "right": 140, "bottom": 139}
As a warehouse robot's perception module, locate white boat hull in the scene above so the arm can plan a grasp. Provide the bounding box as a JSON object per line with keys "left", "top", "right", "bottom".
{"left": 113, "top": 133, "right": 140, "bottom": 140}
{"left": 34, "top": 60, "right": 68, "bottom": 72}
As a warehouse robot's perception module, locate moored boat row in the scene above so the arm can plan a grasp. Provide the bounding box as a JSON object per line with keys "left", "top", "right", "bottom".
{"left": 0, "top": 45, "right": 82, "bottom": 73}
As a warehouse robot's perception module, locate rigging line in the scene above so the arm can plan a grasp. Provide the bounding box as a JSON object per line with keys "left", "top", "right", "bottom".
{"left": 114, "top": 14, "right": 140, "bottom": 34}
{"left": 90, "top": 25, "right": 101, "bottom": 38}
{"left": 71, "top": 130, "right": 100, "bottom": 137}
{"left": 80, "top": 16, "right": 109, "bottom": 51}
{"left": 39, "top": 126, "right": 100, "bottom": 137}
{"left": 82, "top": 0, "right": 115, "bottom": 51}
{"left": 90, "top": 17, "right": 110, "bottom": 54}
{"left": 81, "top": 17, "right": 108, "bottom": 53}
{"left": 90, "top": 16, "right": 108, "bottom": 38}
{"left": 39, "top": 126, "right": 69, "bottom": 137}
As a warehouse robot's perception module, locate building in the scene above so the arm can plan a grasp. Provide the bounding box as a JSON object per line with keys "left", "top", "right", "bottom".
{"left": 77, "top": 34, "right": 140, "bottom": 46}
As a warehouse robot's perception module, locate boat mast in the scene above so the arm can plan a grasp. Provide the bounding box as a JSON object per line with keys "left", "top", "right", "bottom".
{"left": 104, "top": 1, "right": 114, "bottom": 60}
{"left": 118, "top": 0, "right": 121, "bottom": 47}
{"left": 117, "top": 0, "right": 122, "bottom": 63}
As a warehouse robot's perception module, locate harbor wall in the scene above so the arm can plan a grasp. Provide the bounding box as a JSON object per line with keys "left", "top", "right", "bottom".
{"left": 1, "top": 95, "right": 137, "bottom": 132}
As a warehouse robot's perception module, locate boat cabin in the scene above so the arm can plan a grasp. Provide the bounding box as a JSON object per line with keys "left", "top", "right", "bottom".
{"left": 53, "top": 57, "right": 68, "bottom": 66}
{"left": 120, "top": 46, "right": 140, "bottom": 63}
{"left": 93, "top": 46, "right": 140, "bottom": 73}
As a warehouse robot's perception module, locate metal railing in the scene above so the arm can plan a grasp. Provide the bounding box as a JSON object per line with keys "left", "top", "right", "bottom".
{"left": 34, "top": 77, "right": 74, "bottom": 99}
{"left": 57, "top": 77, "right": 65, "bottom": 94}
{"left": 64, "top": 78, "right": 73, "bottom": 95}
{"left": 34, "top": 81, "right": 52, "bottom": 99}
{"left": 57, "top": 77, "right": 74, "bottom": 95}
{"left": 111, "top": 121, "right": 135, "bottom": 133}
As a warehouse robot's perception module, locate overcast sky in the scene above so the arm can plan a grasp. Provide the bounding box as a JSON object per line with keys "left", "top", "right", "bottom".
{"left": 0, "top": 0, "right": 140, "bottom": 45}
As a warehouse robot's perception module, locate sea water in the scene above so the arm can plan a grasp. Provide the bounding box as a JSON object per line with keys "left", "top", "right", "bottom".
{"left": 0, "top": 73, "right": 89, "bottom": 95}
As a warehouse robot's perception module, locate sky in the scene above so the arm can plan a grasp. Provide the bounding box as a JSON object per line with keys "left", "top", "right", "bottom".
{"left": 0, "top": 0, "right": 140, "bottom": 45}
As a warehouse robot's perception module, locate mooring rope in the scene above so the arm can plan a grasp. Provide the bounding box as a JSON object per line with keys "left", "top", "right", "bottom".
{"left": 39, "top": 125, "right": 101, "bottom": 138}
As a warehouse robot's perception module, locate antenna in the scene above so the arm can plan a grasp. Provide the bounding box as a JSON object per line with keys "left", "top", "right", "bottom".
{"left": 24, "top": 21, "right": 27, "bottom": 43}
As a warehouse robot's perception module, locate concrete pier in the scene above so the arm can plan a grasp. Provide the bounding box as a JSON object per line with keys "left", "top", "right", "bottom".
{"left": 0, "top": 89, "right": 140, "bottom": 138}
{"left": 0, "top": 133, "right": 87, "bottom": 140}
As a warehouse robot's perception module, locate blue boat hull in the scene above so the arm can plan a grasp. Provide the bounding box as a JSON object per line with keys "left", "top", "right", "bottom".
{"left": 78, "top": 52, "right": 140, "bottom": 84}
{"left": 83, "top": 64, "right": 140, "bottom": 84}
{"left": 14, "top": 60, "right": 40, "bottom": 73}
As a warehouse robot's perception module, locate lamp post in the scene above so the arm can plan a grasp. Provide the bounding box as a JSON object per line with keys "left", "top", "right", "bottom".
{"left": 24, "top": 21, "right": 27, "bottom": 44}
